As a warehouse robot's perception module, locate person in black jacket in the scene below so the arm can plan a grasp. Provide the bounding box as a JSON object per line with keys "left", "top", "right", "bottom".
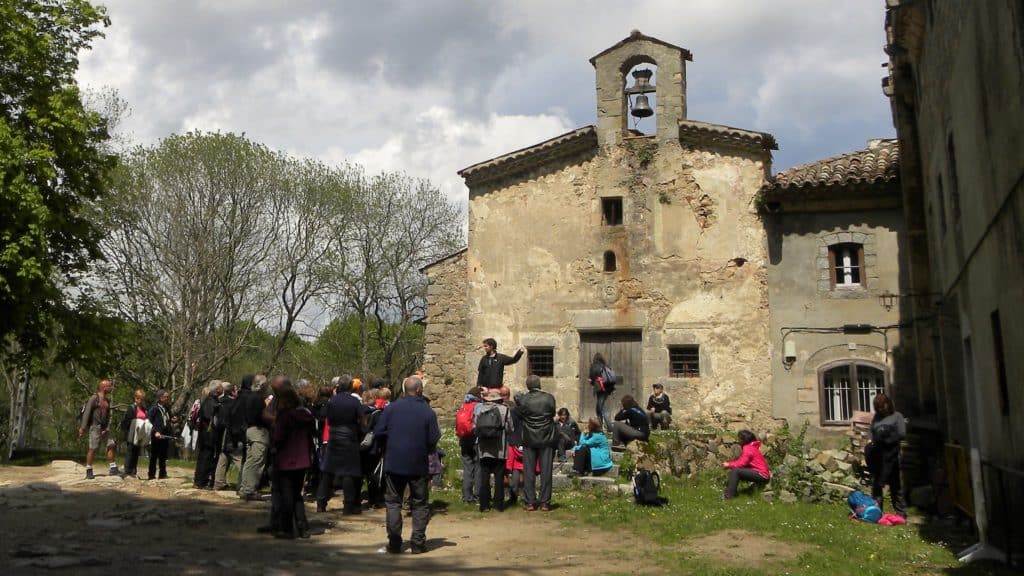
{"left": 476, "top": 338, "right": 525, "bottom": 389}
{"left": 588, "top": 353, "right": 615, "bottom": 432}
{"left": 317, "top": 375, "right": 363, "bottom": 514}
{"left": 147, "top": 389, "right": 175, "bottom": 480}
{"left": 373, "top": 375, "right": 441, "bottom": 554}
{"left": 866, "top": 393, "right": 907, "bottom": 518}
{"left": 646, "top": 383, "right": 672, "bottom": 430}
{"left": 517, "top": 375, "right": 556, "bottom": 512}
{"left": 192, "top": 381, "right": 223, "bottom": 489}
{"left": 213, "top": 383, "right": 242, "bottom": 490}
{"left": 611, "top": 395, "right": 650, "bottom": 447}
{"left": 238, "top": 374, "right": 270, "bottom": 500}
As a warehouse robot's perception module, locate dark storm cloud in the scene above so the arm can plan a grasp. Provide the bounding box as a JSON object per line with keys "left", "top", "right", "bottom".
{"left": 312, "top": 2, "right": 531, "bottom": 110}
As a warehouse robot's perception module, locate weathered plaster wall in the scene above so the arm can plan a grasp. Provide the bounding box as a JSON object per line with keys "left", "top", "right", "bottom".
{"left": 765, "top": 209, "right": 906, "bottom": 426}
{"left": 422, "top": 251, "right": 469, "bottom": 417}
{"left": 465, "top": 138, "right": 774, "bottom": 424}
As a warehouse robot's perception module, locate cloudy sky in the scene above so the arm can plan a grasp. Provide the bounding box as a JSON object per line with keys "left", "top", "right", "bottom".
{"left": 77, "top": 1, "right": 896, "bottom": 204}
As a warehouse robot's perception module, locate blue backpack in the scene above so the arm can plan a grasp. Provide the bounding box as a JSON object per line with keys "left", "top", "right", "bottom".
{"left": 847, "top": 490, "right": 882, "bottom": 523}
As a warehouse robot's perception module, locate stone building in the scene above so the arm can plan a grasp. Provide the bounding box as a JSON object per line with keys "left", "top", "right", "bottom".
{"left": 423, "top": 32, "right": 908, "bottom": 433}
{"left": 885, "top": 0, "right": 1023, "bottom": 563}
{"left": 761, "top": 139, "right": 909, "bottom": 428}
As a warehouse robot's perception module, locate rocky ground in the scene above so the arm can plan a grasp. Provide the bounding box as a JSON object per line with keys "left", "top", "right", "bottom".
{"left": 0, "top": 461, "right": 658, "bottom": 575}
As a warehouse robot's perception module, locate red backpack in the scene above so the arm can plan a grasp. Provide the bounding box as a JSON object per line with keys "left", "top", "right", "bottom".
{"left": 455, "top": 401, "right": 478, "bottom": 439}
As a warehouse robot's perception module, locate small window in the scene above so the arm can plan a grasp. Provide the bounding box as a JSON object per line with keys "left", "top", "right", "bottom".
{"left": 602, "top": 197, "right": 623, "bottom": 226}
{"left": 528, "top": 347, "right": 554, "bottom": 378}
{"left": 668, "top": 346, "right": 700, "bottom": 378}
{"left": 820, "top": 362, "right": 886, "bottom": 424}
{"left": 828, "top": 243, "right": 864, "bottom": 288}
{"left": 603, "top": 250, "right": 617, "bottom": 272}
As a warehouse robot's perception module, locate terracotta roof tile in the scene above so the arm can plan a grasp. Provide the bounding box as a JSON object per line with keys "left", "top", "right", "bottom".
{"left": 769, "top": 139, "right": 899, "bottom": 192}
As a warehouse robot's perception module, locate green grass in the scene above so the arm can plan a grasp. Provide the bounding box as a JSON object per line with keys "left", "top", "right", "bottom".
{"left": 553, "top": 475, "right": 1016, "bottom": 576}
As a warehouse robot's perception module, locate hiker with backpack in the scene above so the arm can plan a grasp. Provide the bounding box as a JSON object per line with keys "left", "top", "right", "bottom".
{"left": 721, "top": 430, "right": 771, "bottom": 499}
{"left": 476, "top": 338, "right": 526, "bottom": 389}
{"left": 79, "top": 379, "right": 119, "bottom": 479}
{"left": 474, "top": 387, "right": 513, "bottom": 512}
{"left": 455, "top": 386, "right": 484, "bottom": 504}
{"left": 611, "top": 395, "right": 650, "bottom": 447}
{"left": 568, "top": 417, "right": 613, "bottom": 477}
{"left": 588, "top": 353, "right": 616, "bottom": 431}
{"left": 865, "top": 393, "right": 907, "bottom": 518}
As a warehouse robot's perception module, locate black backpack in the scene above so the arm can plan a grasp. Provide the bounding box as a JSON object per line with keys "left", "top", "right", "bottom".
{"left": 475, "top": 403, "right": 504, "bottom": 439}
{"left": 633, "top": 469, "right": 667, "bottom": 506}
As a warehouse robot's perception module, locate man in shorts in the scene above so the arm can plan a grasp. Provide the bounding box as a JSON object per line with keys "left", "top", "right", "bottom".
{"left": 79, "top": 379, "right": 119, "bottom": 479}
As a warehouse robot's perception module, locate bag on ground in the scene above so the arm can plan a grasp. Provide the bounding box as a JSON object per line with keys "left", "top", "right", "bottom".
{"left": 633, "top": 468, "right": 666, "bottom": 506}
{"left": 848, "top": 490, "right": 882, "bottom": 523}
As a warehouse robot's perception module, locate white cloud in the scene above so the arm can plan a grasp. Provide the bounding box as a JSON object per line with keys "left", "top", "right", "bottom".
{"left": 77, "top": 0, "right": 895, "bottom": 185}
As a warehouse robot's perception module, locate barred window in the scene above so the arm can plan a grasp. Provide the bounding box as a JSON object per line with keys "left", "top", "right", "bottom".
{"left": 528, "top": 348, "right": 554, "bottom": 377}
{"left": 668, "top": 345, "right": 700, "bottom": 378}
{"left": 820, "top": 362, "right": 886, "bottom": 424}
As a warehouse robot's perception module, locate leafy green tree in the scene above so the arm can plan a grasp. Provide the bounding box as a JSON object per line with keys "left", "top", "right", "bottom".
{"left": 0, "top": 0, "right": 114, "bottom": 351}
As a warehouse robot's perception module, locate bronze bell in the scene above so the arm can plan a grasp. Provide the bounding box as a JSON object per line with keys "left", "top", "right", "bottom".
{"left": 631, "top": 94, "right": 653, "bottom": 118}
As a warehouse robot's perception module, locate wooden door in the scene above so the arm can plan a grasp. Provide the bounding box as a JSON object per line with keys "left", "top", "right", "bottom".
{"left": 578, "top": 331, "right": 643, "bottom": 423}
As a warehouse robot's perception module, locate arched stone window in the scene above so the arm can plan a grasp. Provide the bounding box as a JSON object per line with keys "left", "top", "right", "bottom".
{"left": 603, "top": 250, "right": 617, "bottom": 272}
{"left": 819, "top": 361, "right": 886, "bottom": 425}
{"left": 816, "top": 232, "right": 877, "bottom": 293}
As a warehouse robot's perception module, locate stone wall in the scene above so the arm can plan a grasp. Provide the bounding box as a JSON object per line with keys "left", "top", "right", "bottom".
{"left": 634, "top": 428, "right": 868, "bottom": 504}
{"left": 422, "top": 250, "right": 469, "bottom": 417}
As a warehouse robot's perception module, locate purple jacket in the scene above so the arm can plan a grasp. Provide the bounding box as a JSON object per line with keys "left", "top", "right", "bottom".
{"left": 273, "top": 407, "right": 315, "bottom": 471}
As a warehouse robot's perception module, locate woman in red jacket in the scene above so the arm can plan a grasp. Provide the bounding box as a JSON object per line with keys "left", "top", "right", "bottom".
{"left": 721, "top": 430, "right": 771, "bottom": 499}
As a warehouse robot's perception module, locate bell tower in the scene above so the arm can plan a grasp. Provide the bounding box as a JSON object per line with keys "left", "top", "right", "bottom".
{"left": 590, "top": 30, "right": 692, "bottom": 147}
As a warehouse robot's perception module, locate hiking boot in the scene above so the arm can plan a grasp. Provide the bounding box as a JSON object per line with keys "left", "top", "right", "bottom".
{"left": 525, "top": 504, "right": 537, "bottom": 511}
{"left": 109, "top": 466, "right": 121, "bottom": 476}
{"left": 410, "top": 545, "right": 427, "bottom": 554}
{"left": 540, "top": 504, "right": 552, "bottom": 512}
{"left": 85, "top": 469, "right": 94, "bottom": 480}
{"left": 316, "top": 502, "right": 328, "bottom": 513}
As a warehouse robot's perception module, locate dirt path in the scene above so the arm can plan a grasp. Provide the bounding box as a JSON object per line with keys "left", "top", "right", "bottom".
{"left": 0, "top": 461, "right": 649, "bottom": 575}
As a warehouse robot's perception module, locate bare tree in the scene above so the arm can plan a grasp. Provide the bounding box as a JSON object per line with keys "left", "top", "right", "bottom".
{"left": 262, "top": 159, "right": 357, "bottom": 372}
{"left": 95, "top": 132, "right": 282, "bottom": 412}
{"left": 326, "top": 171, "right": 464, "bottom": 383}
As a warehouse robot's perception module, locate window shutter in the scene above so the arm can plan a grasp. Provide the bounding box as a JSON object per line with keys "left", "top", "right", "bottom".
{"left": 827, "top": 247, "right": 836, "bottom": 289}
{"left": 857, "top": 245, "right": 866, "bottom": 286}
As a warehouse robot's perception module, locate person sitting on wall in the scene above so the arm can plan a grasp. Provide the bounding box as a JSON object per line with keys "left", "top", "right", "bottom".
{"left": 646, "top": 383, "right": 672, "bottom": 430}
{"left": 568, "top": 417, "right": 613, "bottom": 477}
{"left": 611, "top": 395, "right": 650, "bottom": 447}
{"left": 721, "top": 430, "right": 771, "bottom": 499}
{"left": 554, "top": 407, "right": 581, "bottom": 461}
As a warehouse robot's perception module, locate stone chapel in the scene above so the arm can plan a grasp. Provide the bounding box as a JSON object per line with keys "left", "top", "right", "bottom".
{"left": 423, "top": 31, "right": 907, "bottom": 433}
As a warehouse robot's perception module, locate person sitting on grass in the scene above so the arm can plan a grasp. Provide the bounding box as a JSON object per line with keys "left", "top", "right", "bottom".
{"left": 568, "top": 418, "right": 613, "bottom": 477}
{"left": 611, "top": 395, "right": 650, "bottom": 447}
{"left": 721, "top": 429, "right": 771, "bottom": 499}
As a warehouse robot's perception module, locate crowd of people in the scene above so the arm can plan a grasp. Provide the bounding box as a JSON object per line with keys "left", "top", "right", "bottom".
{"left": 72, "top": 339, "right": 908, "bottom": 553}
